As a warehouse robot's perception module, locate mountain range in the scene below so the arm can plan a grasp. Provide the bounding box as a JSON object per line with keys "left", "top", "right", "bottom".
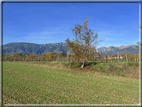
{"left": 96, "top": 45, "right": 139, "bottom": 55}
{"left": 2, "top": 42, "right": 139, "bottom": 55}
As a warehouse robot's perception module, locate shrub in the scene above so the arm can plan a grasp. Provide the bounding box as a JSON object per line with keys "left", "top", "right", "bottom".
{"left": 128, "top": 62, "right": 134, "bottom": 67}
{"left": 108, "top": 64, "right": 115, "bottom": 71}
{"left": 134, "top": 62, "right": 139, "bottom": 67}
{"left": 70, "top": 61, "right": 80, "bottom": 68}
{"left": 127, "top": 62, "right": 139, "bottom": 67}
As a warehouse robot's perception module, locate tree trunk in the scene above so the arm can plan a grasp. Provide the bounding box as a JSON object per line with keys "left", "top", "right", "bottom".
{"left": 106, "top": 54, "right": 108, "bottom": 63}
{"left": 81, "top": 61, "right": 85, "bottom": 68}
{"left": 100, "top": 51, "right": 103, "bottom": 62}
{"left": 126, "top": 53, "right": 128, "bottom": 63}
{"left": 117, "top": 51, "right": 119, "bottom": 62}
{"left": 38, "top": 55, "right": 40, "bottom": 61}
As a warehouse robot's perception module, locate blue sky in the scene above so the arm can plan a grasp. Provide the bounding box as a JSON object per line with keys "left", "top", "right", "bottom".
{"left": 3, "top": 2, "right": 139, "bottom": 48}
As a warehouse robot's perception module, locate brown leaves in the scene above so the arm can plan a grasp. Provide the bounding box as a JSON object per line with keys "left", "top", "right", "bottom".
{"left": 65, "top": 17, "right": 101, "bottom": 65}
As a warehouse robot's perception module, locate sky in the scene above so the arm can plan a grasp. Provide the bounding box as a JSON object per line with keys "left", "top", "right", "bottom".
{"left": 3, "top": 2, "right": 139, "bottom": 48}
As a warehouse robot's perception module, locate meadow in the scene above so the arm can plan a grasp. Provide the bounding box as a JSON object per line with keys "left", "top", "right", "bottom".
{"left": 3, "top": 61, "right": 139, "bottom": 104}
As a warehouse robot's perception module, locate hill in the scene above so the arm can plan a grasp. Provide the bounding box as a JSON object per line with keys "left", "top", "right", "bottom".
{"left": 3, "top": 42, "right": 67, "bottom": 55}
{"left": 96, "top": 45, "right": 139, "bottom": 55}
{"left": 2, "top": 42, "right": 139, "bottom": 55}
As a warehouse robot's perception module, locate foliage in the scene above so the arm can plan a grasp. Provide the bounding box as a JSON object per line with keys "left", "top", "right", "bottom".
{"left": 89, "top": 61, "right": 139, "bottom": 79}
{"left": 127, "top": 62, "right": 139, "bottom": 67}
{"left": 66, "top": 17, "right": 101, "bottom": 68}
{"left": 69, "top": 61, "right": 80, "bottom": 68}
{"left": 46, "top": 52, "right": 53, "bottom": 61}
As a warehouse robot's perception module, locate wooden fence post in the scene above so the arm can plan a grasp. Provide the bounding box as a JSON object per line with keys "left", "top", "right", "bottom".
{"left": 58, "top": 54, "right": 59, "bottom": 61}
{"left": 101, "top": 51, "right": 103, "bottom": 62}
{"left": 38, "top": 54, "right": 40, "bottom": 61}
{"left": 106, "top": 53, "right": 108, "bottom": 63}
{"left": 125, "top": 53, "right": 128, "bottom": 63}
{"left": 117, "top": 51, "right": 119, "bottom": 62}
{"left": 109, "top": 53, "right": 112, "bottom": 62}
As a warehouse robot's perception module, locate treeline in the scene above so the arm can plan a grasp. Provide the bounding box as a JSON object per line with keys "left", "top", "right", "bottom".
{"left": 3, "top": 52, "right": 67, "bottom": 62}
{"left": 3, "top": 52, "right": 139, "bottom": 62}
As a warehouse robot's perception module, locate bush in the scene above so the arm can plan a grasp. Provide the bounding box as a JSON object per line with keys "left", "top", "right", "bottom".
{"left": 108, "top": 64, "right": 115, "bottom": 71}
{"left": 70, "top": 61, "right": 80, "bottom": 68}
{"left": 128, "top": 62, "right": 134, "bottom": 67}
{"left": 127, "top": 62, "right": 139, "bottom": 67}
{"left": 134, "top": 62, "right": 139, "bottom": 67}
{"left": 84, "top": 62, "right": 96, "bottom": 67}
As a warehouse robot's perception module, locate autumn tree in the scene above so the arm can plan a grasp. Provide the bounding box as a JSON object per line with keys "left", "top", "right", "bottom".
{"left": 29, "top": 53, "right": 34, "bottom": 61}
{"left": 65, "top": 17, "right": 101, "bottom": 68}
{"left": 46, "top": 52, "right": 53, "bottom": 61}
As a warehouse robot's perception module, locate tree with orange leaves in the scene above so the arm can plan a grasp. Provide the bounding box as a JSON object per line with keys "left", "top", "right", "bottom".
{"left": 66, "top": 17, "right": 102, "bottom": 68}
{"left": 46, "top": 52, "right": 53, "bottom": 61}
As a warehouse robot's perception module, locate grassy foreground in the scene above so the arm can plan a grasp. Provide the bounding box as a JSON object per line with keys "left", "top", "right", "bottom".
{"left": 3, "top": 62, "right": 139, "bottom": 104}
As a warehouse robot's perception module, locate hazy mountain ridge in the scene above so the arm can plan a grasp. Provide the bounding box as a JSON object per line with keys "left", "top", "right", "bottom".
{"left": 2, "top": 42, "right": 139, "bottom": 55}
{"left": 96, "top": 45, "right": 139, "bottom": 55}
{"left": 3, "top": 42, "right": 68, "bottom": 55}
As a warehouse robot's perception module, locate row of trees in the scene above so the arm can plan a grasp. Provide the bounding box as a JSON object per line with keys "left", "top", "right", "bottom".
{"left": 3, "top": 52, "right": 139, "bottom": 63}
{"left": 3, "top": 52, "right": 67, "bottom": 62}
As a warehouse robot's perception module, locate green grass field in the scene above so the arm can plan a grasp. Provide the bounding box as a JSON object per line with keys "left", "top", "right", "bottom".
{"left": 3, "top": 62, "right": 139, "bottom": 104}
